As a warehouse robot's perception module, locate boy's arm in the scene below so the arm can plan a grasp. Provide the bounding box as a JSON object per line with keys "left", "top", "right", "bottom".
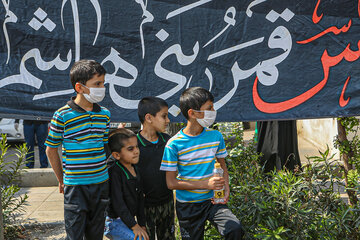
{"left": 217, "top": 157, "right": 230, "bottom": 203}
{"left": 166, "top": 171, "right": 224, "bottom": 190}
{"left": 46, "top": 146, "right": 64, "bottom": 193}
{"left": 110, "top": 173, "right": 138, "bottom": 229}
{"left": 162, "top": 141, "right": 225, "bottom": 191}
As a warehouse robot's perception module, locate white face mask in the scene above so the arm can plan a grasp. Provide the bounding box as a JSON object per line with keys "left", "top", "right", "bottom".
{"left": 81, "top": 84, "right": 106, "bottom": 103}
{"left": 195, "top": 110, "right": 217, "bottom": 128}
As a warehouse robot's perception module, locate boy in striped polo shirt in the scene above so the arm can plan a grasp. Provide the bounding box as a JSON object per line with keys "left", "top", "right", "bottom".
{"left": 160, "top": 87, "right": 244, "bottom": 240}
{"left": 45, "top": 60, "right": 110, "bottom": 240}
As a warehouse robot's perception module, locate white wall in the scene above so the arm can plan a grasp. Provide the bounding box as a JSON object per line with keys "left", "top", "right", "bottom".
{"left": 297, "top": 118, "right": 339, "bottom": 160}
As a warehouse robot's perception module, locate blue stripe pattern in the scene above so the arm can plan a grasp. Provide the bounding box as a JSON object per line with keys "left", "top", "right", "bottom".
{"left": 45, "top": 104, "right": 110, "bottom": 185}
{"left": 160, "top": 128, "right": 227, "bottom": 203}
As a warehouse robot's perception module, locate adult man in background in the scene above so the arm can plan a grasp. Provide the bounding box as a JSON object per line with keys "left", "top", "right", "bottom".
{"left": 15, "top": 119, "right": 49, "bottom": 168}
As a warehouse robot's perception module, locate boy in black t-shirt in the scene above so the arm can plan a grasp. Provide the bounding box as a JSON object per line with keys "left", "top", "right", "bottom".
{"left": 136, "top": 97, "right": 175, "bottom": 240}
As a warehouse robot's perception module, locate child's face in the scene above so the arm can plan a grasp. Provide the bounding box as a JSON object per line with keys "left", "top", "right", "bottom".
{"left": 114, "top": 136, "right": 139, "bottom": 165}
{"left": 192, "top": 100, "right": 215, "bottom": 119}
{"left": 148, "top": 106, "right": 170, "bottom": 133}
{"left": 76, "top": 74, "right": 105, "bottom": 94}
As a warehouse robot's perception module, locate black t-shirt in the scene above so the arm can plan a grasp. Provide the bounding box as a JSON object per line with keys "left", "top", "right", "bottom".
{"left": 136, "top": 131, "right": 173, "bottom": 206}
{"left": 107, "top": 159, "right": 146, "bottom": 228}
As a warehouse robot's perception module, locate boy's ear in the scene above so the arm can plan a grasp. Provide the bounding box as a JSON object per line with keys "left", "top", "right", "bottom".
{"left": 75, "top": 83, "right": 83, "bottom": 93}
{"left": 144, "top": 113, "right": 152, "bottom": 123}
{"left": 187, "top": 109, "right": 196, "bottom": 119}
{"left": 111, "top": 151, "right": 121, "bottom": 160}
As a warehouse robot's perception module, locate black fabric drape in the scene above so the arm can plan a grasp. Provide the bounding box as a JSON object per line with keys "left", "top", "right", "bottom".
{"left": 256, "top": 120, "right": 301, "bottom": 173}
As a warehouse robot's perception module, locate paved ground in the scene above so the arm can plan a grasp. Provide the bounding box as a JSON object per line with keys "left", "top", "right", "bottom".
{"left": 11, "top": 187, "right": 66, "bottom": 239}
{"left": 16, "top": 187, "right": 63, "bottom": 224}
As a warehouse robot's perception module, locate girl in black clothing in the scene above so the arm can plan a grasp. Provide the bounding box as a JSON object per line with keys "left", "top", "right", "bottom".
{"left": 105, "top": 128, "right": 149, "bottom": 240}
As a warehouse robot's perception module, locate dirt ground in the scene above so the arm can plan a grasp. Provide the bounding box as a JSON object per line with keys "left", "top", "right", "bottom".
{"left": 20, "top": 224, "right": 66, "bottom": 240}
{"left": 18, "top": 224, "right": 109, "bottom": 240}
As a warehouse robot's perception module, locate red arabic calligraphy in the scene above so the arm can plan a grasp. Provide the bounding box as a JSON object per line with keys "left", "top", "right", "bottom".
{"left": 312, "top": 0, "right": 323, "bottom": 24}
{"left": 297, "top": 19, "right": 351, "bottom": 44}
{"left": 339, "top": 76, "right": 351, "bottom": 107}
{"left": 253, "top": 42, "right": 360, "bottom": 113}
{"left": 298, "top": 0, "right": 352, "bottom": 44}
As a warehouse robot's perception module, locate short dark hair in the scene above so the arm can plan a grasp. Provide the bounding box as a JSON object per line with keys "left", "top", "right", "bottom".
{"left": 70, "top": 59, "right": 106, "bottom": 90}
{"left": 138, "top": 97, "right": 168, "bottom": 123}
{"left": 108, "top": 128, "right": 136, "bottom": 153}
{"left": 180, "top": 87, "right": 214, "bottom": 120}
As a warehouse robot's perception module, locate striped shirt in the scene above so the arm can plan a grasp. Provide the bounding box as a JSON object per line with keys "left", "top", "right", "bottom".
{"left": 45, "top": 98, "right": 110, "bottom": 185}
{"left": 160, "top": 128, "right": 227, "bottom": 203}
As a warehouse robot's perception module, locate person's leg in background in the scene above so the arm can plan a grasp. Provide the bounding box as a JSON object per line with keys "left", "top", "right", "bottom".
{"left": 35, "top": 122, "right": 49, "bottom": 168}
{"left": 23, "top": 122, "right": 35, "bottom": 168}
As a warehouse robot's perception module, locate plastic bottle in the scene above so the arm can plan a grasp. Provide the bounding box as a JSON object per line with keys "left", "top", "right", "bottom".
{"left": 213, "top": 162, "right": 225, "bottom": 203}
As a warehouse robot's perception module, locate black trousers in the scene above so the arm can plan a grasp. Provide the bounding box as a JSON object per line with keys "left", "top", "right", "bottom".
{"left": 176, "top": 200, "right": 244, "bottom": 240}
{"left": 64, "top": 181, "right": 109, "bottom": 240}
{"left": 144, "top": 198, "right": 175, "bottom": 240}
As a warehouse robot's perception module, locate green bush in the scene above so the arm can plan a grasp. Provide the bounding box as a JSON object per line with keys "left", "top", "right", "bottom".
{"left": 0, "top": 134, "right": 28, "bottom": 238}
{"left": 212, "top": 122, "right": 360, "bottom": 239}
{"left": 182, "top": 122, "right": 360, "bottom": 239}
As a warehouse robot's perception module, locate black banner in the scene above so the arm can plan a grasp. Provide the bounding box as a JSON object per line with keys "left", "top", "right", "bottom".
{"left": 1, "top": 0, "right": 360, "bottom": 122}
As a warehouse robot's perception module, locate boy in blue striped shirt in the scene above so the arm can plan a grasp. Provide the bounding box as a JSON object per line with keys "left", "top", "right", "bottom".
{"left": 160, "top": 87, "right": 244, "bottom": 240}
{"left": 45, "top": 59, "right": 110, "bottom": 240}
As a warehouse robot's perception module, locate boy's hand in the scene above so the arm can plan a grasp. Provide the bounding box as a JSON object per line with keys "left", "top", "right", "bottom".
{"left": 132, "top": 224, "right": 149, "bottom": 240}
{"left": 59, "top": 182, "right": 64, "bottom": 194}
{"left": 211, "top": 182, "right": 230, "bottom": 204}
{"left": 207, "top": 176, "right": 225, "bottom": 190}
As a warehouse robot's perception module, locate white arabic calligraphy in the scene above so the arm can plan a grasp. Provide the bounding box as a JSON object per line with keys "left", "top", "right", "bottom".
{"left": 33, "top": 89, "right": 75, "bottom": 100}
{"left": 61, "top": 0, "right": 101, "bottom": 60}
{"left": 166, "top": 0, "right": 212, "bottom": 19}
{"left": 102, "top": 47, "right": 139, "bottom": 109}
{"left": 2, "top": 0, "right": 17, "bottom": 64}
{"left": 208, "top": 37, "right": 264, "bottom": 61}
{"left": 102, "top": 42, "right": 199, "bottom": 110}
{"left": 89, "top": 0, "right": 101, "bottom": 45}
{"left": 135, "top": 0, "right": 154, "bottom": 59}
{"left": 0, "top": 49, "right": 72, "bottom": 93}
{"left": 214, "top": 26, "right": 292, "bottom": 109}
{"left": 203, "top": 7, "right": 236, "bottom": 48}
{"left": 0, "top": 1, "right": 300, "bottom": 120}
{"left": 246, "top": 0, "right": 267, "bottom": 17}
{"left": 155, "top": 42, "right": 199, "bottom": 100}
